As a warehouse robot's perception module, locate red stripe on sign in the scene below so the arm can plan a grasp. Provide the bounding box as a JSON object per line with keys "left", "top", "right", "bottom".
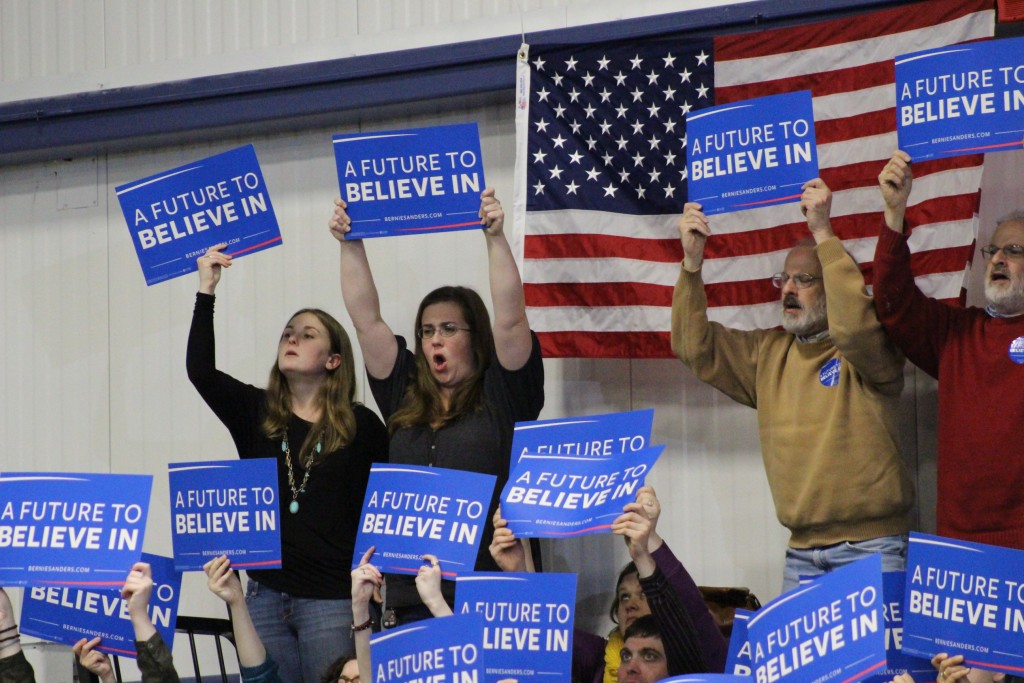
{"left": 229, "top": 235, "right": 282, "bottom": 257}
{"left": 399, "top": 221, "right": 481, "bottom": 232}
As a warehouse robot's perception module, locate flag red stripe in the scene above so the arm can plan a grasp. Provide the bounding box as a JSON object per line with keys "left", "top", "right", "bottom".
{"left": 815, "top": 108, "right": 895, "bottom": 145}
{"left": 717, "top": 61, "right": 893, "bottom": 105}
{"left": 525, "top": 281, "right": 674, "bottom": 308}
{"left": 536, "top": 331, "right": 673, "bottom": 359}
{"left": 820, "top": 155, "right": 983, "bottom": 193}
{"left": 704, "top": 195, "right": 980, "bottom": 257}
{"left": 525, "top": 243, "right": 972, "bottom": 310}
{"left": 522, "top": 193, "right": 978, "bottom": 263}
{"left": 525, "top": 233, "right": 682, "bottom": 262}
{"left": 714, "top": 0, "right": 991, "bottom": 60}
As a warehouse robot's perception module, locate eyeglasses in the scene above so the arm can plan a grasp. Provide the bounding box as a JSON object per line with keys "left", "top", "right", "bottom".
{"left": 771, "top": 272, "right": 822, "bottom": 289}
{"left": 981, "top": 244, "right": 1024, "bottom": 260}
{"left": 416, "top": 322, "right": 471, "bottom": 339}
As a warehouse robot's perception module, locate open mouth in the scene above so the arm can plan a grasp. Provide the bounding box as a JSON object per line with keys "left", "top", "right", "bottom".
{"left": 991, "top": 271, "right": 1010, "bottom": 282}
{"left": 783, "top": 295, "right": 802, "bottom": 311}
{"left": 432, "top": 353, "right": 448, "bottom": 373}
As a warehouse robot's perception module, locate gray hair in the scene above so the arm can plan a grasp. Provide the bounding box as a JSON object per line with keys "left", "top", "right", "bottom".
{"left": 995, "top": 209, "right": 1024, "bottom": 229}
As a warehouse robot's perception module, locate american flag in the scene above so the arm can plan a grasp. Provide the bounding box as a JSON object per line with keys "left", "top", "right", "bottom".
{"left": 513, "top": 0, "right": 995, "bottom": 359}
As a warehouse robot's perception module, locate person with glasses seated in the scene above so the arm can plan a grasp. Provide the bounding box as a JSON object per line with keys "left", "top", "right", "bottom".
{"left": 875, "top": 150, "right": 1024, "bottom": 551}
{"left": 329, "top": 188, "right": 544, "bottom": 625}
{"left": 672, "top": 178, "right": 914, "bottom": 594}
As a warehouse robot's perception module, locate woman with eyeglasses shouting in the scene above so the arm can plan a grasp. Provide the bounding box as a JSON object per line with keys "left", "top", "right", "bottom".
{"left": 329, "top": 187, "right": 545, "bottom": 626}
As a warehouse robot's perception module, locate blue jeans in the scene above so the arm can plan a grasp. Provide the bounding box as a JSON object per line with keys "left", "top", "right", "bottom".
{"left": 245, "top": 579, "right": 353, "bottom": 683}
{"left": 782, "top": 534, "right": 908, "bottom": 593}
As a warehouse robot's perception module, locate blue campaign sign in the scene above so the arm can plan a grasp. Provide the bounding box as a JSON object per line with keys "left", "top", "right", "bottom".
{"left": 456, "top": 572, "right": 576, "bottom": 683}
{"left": 748, "top": 554, "right": 886, "bottom": 683}
{"left": 902, "top": 532, "right": 1024, "bottom": 675}
{"left": 19, "top": 553, "right": 182, "bottom": 658}
{"left": 895, "top": 37, "right": 1024, "bottom": 162}
{"left": 500, "top": 444, "right": 664, "bottom": 538}
{"left": 511, "top": 409, "right": 655, "bottom": 469}
{"left": 167, "top": 459, "right": 281, "bottom": 571}
{"left": 862, "top": 572, "right": 934, "bottom": 683}
{"left": 371, "top": 613, "right": 485, "bottom": 683}
{"left": 333, "top": 122, "right": 486, "bottom": 239}
{"left": 0, "top": 473, "right": 152, "bottom": 587}
{"left": 726, "top": 609, "right": 755, "bottom": 677}
{"left": 353, "top": 465, "right": 497, "bottom": 576}
{"left": 115, "top": 144, "right": 282, "bottom": 286}
{"left": 686, "top": 91, "right": 818, "bottom": 216}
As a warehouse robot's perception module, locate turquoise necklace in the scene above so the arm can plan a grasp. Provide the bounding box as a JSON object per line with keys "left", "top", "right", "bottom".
{"left": 282, "top": 432, "right": 321, "bottom": 514}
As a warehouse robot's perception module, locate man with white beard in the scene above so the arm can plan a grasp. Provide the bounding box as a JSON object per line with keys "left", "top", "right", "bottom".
{"left": 671, "top": 179, "right": 915, "bottom": 593}
{"left": 875, "top": 150, "right": 1024, "bottom": 551}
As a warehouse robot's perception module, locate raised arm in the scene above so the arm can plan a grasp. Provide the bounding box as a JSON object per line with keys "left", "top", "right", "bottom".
{"left": 330, "top": 199, "right": 399, "bottom": 380}
{"left": 204, "top": 556, "right": 274, "bottom": 677}
{"left": 123, "top": 563, "right": 157, "bottom": 644}
{"left": 122, "top": 563, "right": 181, "bottom": 683}
{"left": 671, "top": 202, "right": 761, "bottom": 407}
{"left": 73, "top": 638, "right": 116, "bottom": 683}
{"left": 680, "top": 202, "right": 711, "bottom": 273}
{"left": 0, "top": 587, "right": 36, "bottom": 683}
{"left": 481, "top": 189, "right": 533, "bottom": 371}
{"left": 613, "top": 500, "right": 707, "bottom": 673}
{"left": 489, "top": 506, "right": 529, "bottom": 573}
{"left": 802, "top": 178, "right": 904, "bottom": 388}
{"left": 879, "top": 150, "right": 913, "bottom": 235}
{"left": 873, "top": 150, "right": 951, "bottom": 377}
{"left": 197, "top": 243, "right": 232, "bottom": 296}
{"left": 416, "top": 555, "right": 453, "bottom": 617}
{"left": 617, "top": 488, "right": 727, "bottom": 673}
{"left": 800, "top": 178, "right": 835, "bottom": 245}
{"left": 351, "top": 547, "right": 380, "bottom": 683}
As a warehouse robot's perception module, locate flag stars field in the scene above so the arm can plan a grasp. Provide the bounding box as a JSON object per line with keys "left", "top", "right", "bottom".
{"left": 526, "top": 45, "right": 713, "bottom": 211}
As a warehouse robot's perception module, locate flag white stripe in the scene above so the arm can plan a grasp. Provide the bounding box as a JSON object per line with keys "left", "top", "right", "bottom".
{"left": 520, "top": 166, "right": 982, "bottom": 246}
{"left": 812, "top": 85, "right": 893, "bottom": 121}
{"left": 523, "top": 257, "right": 681, "bottom": 286}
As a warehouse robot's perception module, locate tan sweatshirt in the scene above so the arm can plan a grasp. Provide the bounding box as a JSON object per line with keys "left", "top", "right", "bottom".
{"left": 671, "top": 237, "right": 914, "bottom": 548}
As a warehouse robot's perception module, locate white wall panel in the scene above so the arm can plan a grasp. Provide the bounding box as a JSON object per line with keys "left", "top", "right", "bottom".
{"left": 0, "top": 158, "right": 111, "bottom": 475}
{"left": 0, "top": 0, "right": 756, "bottom": 103}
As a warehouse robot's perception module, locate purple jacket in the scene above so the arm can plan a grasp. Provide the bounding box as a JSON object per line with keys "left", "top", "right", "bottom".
{"left": 571, "top": 541, "right": 727, "bottom": 683}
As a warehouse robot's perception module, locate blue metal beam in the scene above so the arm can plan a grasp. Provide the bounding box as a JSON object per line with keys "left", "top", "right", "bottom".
{"left": 0, "top": 0, "right": 918, "bottom": 163}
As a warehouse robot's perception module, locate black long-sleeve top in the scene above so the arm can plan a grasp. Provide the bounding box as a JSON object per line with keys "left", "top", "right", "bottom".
{"left": 187, "top": 293, "right": 388, "bottom": 598}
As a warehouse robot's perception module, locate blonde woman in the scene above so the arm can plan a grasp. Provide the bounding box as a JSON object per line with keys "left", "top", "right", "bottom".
{"left": 187, "top": 244, "right": 387, "bottom": 683}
